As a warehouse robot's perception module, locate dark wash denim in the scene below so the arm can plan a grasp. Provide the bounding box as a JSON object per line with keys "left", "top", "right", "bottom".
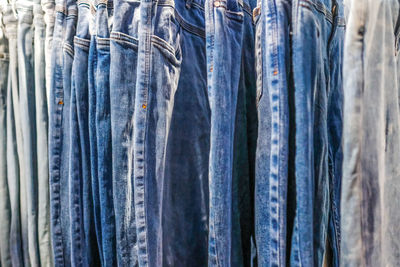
{"left": 3, "top": 5, "right": 25, "bottom": 266}
{"left": 291, "top": 0, "right": 344, "bottom": 266}
{"left": 69, "top": 0, "right": 100, "bottom": 265}
{"left": 342, "top": 0, "right": 400, "bottom": 266}
{"left": 135, "top": 0, "right": 211, "bottom": 265}
{"left": 0, "top": 19, "right": 12, "bottom": 267}
{"left": 94, "top": 1, "right": 117, "bottom": 265}
{"left": 33, "top": 0, "right": 53, "bottom": 265}
{"left": 253, "top": 0, "right": 291, "bottom": 265}
{"left": 48, "top": 0, "right": 77, "bottom": 264}
{"left": 110, "top": 0, "right": 140, "bottom": 265}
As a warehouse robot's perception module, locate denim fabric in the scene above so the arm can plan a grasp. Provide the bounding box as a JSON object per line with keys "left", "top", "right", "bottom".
{"left": 205, "top": 0, "right": 245, "bottom": 264}
{"left": 88, "top": 23, "right": 103, "bottom": 266}
{"left": 3, "top": 5, "right": 25, "bottom": 265}
{"left": 69, "top": 0, "right": 100, "bottom": 265}
{"left": 41, "top": 0, "right": 55, "bottom": 106}
{"left": 48, "top": 0, "right": 77, "bottom": 264}
{"left": 291, "top": 0, "right": 344, "bottom": 266}
{"left": 33, "top": 1, "right": 53, "bottom": 265}
{"left": 341, "top": 0, "right": 400, "bottom": 266}
{"left": 94, "top": 1, "right": 117, "bottom": 265}
{"left": 110, "top": 0, "right": 140, "bottom": 264}
{"left": 0, "top": 17, "right": 12, "bottom": 267}
{"left": 253, "top": 0, "right": 291, "bottom": 265}
{"left": 16, "top": 0, "right": 42, "bottom": 265}
{"left": 135, "top": 0, "right": 213, "bottom": 264}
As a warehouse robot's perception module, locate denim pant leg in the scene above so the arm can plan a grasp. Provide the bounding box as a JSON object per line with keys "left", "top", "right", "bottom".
{"left": 110, "top": 0, "right": 140, "bottom": 265}
{"left": 253, "top": 0, "right": 291, "bottom": 265}
{"left": 0, "top": 18, "right": 12, "bottom": 267}
{"left": 32, "top": 2, "right": 53, "bottom": 266}
{"left": 205, "top": 0, "right": 244, "bottom": 264}
{"left": 48, "top": 0, "right": 77, "bottom": 265}
{"left": 41, "top": 0, "right": 55, "bottom": 106}
{"left": 3, "top": 6, "right": 25, "bottom": 266}
{"left": 16, "top": 2, "right": 41, "bottom": 265}
{"left": 95, "top": 2, "right": 117, "bottom": 265}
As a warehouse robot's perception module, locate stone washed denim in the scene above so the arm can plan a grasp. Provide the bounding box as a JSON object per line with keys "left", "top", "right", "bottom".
{"left": 342, "top": 0, "right": 400, "bottom": 266}
{"left": 16, "top": 0, "right": 42, "bottom": 265}
{"left": 0, "top": 15, "right": 12, "bottom": 267}
{"left": 3, "top": 4, "right": 25, "bottom": 265}
{"left": 110, "top": 0, "right": 140, "bottom": 265}
{"left": 94, "top": 1, "right": 117, "bottom": 265}
{"left": 253, "top": 0, "right": 291, "bottom": 265}
{"left": 68, "top": 0, "right": 100, "bottom": 265}
{"left": 33, "top": 0, "right": 53, "bottom": 265}
{"left": 41, "top": 0, "right": 55, "bottom": 106}
{"left": 291, "top": 0, "right": 344, "bottom": 266}
{"left": 48, "top": 0, "right": 77, "bottom": 264}
{"left": 134, "top": 0, "right": 212, "bottom": 264}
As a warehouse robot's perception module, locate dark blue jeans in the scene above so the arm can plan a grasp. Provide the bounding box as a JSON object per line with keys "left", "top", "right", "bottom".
{"left": 135, "top": 0, "right": 211, "bottom": 265}
{"left": 69, "top": 0, "right": 100, "bottom": 265}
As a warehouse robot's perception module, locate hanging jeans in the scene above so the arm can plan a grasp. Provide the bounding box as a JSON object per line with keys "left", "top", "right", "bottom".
{"left": 290, "top": 0, "right": 344, "bottom": 266}
{"left": 342, "top": 0, "right": 400, "bottom": 266}
{"left": 48, "top": 0, "right": 77, "bottom": 264}
{"left": 134, "top": 0, "right": 211, "bottom": 264}
{"left": 3, "top": 5, "right": 25, "bottom": 266}
{"left": 0, "top": 16, "right": 12, "bottom": 267}
{"left": 110, "top": 0, "right": 140, "bottom": 265}
{"left": 68, "top": 0, "right": 100, "bottom": 265}
{"left": 253, "top": 0, "right": 291, "bottom": 265}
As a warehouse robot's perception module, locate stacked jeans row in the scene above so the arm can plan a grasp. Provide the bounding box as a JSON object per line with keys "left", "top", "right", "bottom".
{"left": 1, "top": 0, "right": 400, "bottom": 265}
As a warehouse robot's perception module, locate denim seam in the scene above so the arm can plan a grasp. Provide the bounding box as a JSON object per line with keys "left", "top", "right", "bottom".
{"left": 174, "top": 10, "right": 205, "bottom": 38}
{"left": 299, "top": 0, "right": 333, "bottom": 24}
{"left": 74, "top": 36, "right": 90, "bottom": 50}
{"left": 64, "top": 42, "right": 74, "bottom": 57}
{"left": 96, "top": 37, "right": 110, "bottom": 49}
{"left": 110, "top": 32, "right": 139, "bottom": 49}
{"left": 150, "top": 35, "right": 175, "bottom": 55}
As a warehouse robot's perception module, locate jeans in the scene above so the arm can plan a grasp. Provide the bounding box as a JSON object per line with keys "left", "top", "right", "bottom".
{"left": 3, "top": 5, "right": 25, "bottom": 266}
{"left": 16, "top": 0, "right": 41, "bottom": 265}
{"left": 205, "top": 0, "right": 247, "bottom": 264}
{"left": 69, "top": 0, "right": 100, "bottom": 265}
{"left": 33, "top": 1, "right": 53, "bottom": 266}
{"left": 110, "top": 0, "right": 140, "bottom": 264}
{"left": 291, "top": 0, "right": 344, "bottom": 266}
{"left": 48, "top": 0, "right": 77, "bottom": 264}
{"left": 94, "top": 1, "right": 117, "bottom": 265}
{"left": 41, "top": 0, "right": 55, "bottom": 107}
{"left": 253, "top": 0, "right": 291, "bottom": 265}
{"left": 0, "top": 17, "right": 12, "bottom": 267}
{"left": 342, "top": 0, "right": 400, "bottom": 266}
{"left": 135, "top": 0, "right": 212, "bottom": 264}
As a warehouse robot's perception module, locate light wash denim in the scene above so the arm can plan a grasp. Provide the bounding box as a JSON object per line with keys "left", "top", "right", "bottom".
{"left": 291, "top": 0, "right": 344, "bottom": 266}
{"left": 342, "top": 0, "right": 400, "bottom": 266}
{"left": 253, "top": 0, "right": 291, "bottom": 265}
{"left": 33, "top": 0, "right": 53, "bottom": 265}
{"left": 0, "top": 14, "right": 12, "bottom": 267}
{"left": 48, "top": 0, "right": 77, "bottom": 264}
{"left": 41, "top": 0, "right": 55, "bottom": 107}
{"left": 3, "top": 4, "right": 25, "bottom": 265}
{"left": 110, "top": 0, "right": 140, "bottom": 264}
{"left": 68, "top": 0, "right": 100, "bottom": 265}
{"left": 135, "top": 0, "right": 214, "bottom": 264}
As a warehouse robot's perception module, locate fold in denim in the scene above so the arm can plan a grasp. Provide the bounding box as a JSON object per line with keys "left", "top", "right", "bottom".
{"left": 0, "top": 15, "right": 12, "bottom": 267}
{"left": 342, "top": 0, "right": 400, "bottom": 266}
